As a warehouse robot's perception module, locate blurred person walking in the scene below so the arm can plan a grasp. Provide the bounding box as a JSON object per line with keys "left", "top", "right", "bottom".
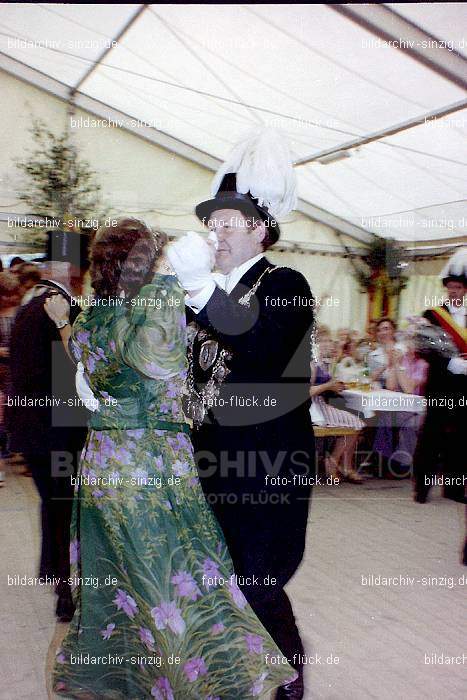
{"left": 414, "top": 249, "right": 466, "bottom": 504}
{"left": 8, "top": 231, "right": 89, "bottom": 620}
{"left": 0, "top": 272, "right": 22, "bottom": 486}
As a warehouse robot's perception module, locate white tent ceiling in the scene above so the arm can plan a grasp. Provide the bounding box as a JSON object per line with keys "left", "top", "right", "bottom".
{"left": 0, "top": 2, "right": 466, "bottom": 243}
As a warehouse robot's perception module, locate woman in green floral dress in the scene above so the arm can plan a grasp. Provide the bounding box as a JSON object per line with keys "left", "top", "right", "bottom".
{"left": 48, "top": 219, "right": 296, "bottom": 699}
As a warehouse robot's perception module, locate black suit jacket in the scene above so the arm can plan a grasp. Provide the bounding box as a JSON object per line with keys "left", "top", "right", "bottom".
{"left": 188, "top": 254, "right": 316, "bottom": 583}
{"left": 187, "top": 257, "right": 314, "bottom": 433}
{"left": 8, "top": 281, "right": 87, "bottom": 457}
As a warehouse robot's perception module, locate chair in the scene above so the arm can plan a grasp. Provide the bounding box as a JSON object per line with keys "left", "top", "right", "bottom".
{"left": 313, "top": 426, "right": 360, "bottom": 474}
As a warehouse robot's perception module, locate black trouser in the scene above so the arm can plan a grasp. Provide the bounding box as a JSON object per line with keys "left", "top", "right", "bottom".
{"left": 413, "top": 412, "right": 466, "bottom": 503}
{"left": 212, "top": 491, "right": 309, "bottom": 670}
{"left": 27, "top": 453, "right": 76, "bottom": 593}
{"left": 194, "top": 431, "right": 313, "bottom": 672}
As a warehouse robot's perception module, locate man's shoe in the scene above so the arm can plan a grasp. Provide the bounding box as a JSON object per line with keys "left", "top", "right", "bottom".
{"left": 56, "top": 593, "right": 75, "bottom": 623}
{"left": 275, "top": 673, "right": 304, "bottom": 699}
{"left": 443, "top": 487, "right": 466, "bottom": 504}
{"left": 414, "top": 491, "right": 427, "bottom": 503}
{"left": 414, "top": 483, "right": 429, "bottom": 503}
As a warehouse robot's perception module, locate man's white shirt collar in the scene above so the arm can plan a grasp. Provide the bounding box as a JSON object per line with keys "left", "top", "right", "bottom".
{"left": 448, "top": 304, "right": 466, "bottom": 327}
{"left": 220, "top": 253, "right": 264, "bottom": 295}
{"left": 186, "top": 253, "right": 264, "bottom": 314}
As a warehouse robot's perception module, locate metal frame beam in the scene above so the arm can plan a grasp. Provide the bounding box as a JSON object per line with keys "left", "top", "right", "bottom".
{"left": 294, "top": 99, "right": 467, "bottom": 167}
{"left": 0, "top": 52, "right": 219, "bottom": 170}
{"left": 0, "top": 53, "right": 375, "bottom": 244}
{"left": 71, "top": 4, "right": 147, "bottom": 95}
{"left": 1, "top": 212, "right": 459, "bottom": 258}
{"left": 330, "top": 3, "right": 467, "bottom": 91}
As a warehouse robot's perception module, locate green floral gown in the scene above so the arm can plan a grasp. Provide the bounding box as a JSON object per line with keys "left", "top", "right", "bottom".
{"left": 53, "top": 274, "right": 296, "bottom": 700}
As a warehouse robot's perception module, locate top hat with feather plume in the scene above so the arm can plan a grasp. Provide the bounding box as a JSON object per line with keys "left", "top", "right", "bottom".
{"left": 195, "top": 128, "right": 297, "bottom": 248}
{"left": 439, "top": 247, "right": 467, "bottom": 286}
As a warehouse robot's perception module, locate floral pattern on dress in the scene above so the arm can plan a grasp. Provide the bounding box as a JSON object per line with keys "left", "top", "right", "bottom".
{"left": 53, "top": 274, "right": 296, "bottom": 699}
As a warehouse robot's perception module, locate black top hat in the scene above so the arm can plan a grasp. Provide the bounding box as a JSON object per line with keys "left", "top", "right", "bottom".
{"left": 442, "top": 273, "right": 466, "bottom": 286}
{"left": 195, "top": 173, "right": 280, "bottom": 245}
{"left": 45, "top": 230, "right": 90, "bottom": 270}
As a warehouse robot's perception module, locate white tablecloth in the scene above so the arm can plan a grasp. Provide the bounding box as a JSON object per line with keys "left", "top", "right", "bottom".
{"left": 341, "top": 389, "right": 426, "bottom": 419}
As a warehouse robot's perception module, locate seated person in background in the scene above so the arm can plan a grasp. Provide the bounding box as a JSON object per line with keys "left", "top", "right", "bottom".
{"left": 373, "top": 332, "right": 427, "bottom": 477}
{"left": 385, "top": 335, "right": 428, "bottom": 396}
{"left": 354, "top": 337, "right": 373, "bottom": 366}
{"left": 8, "top": 256, "right": 25, "bottom": 271}
{"left": 310, "top": 329, "right": 365, "bottom": 483}
{"left": 335, "top": 328, "right": 352, "bottom": 360}
{"left": 315, "top": 324, "right": 337, "bottom": 374}
{"left": 335, "top": 338, "right": 361, "bottom": 383}
{"left": 368, "top": 317, "right": 405, "bottom": 387}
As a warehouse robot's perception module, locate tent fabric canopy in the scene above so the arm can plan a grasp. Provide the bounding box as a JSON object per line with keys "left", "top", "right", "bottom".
{"left": 0, "top": 2, "right": 466, "bottom": 243}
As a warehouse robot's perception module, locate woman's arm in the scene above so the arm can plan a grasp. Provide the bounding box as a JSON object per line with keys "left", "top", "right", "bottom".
{"left": 385, "top": 365, "right": 400, "bottom": 391}
{"left": 394, "top": 364, "right": 418, "bottom": 394}
{"left": 368, "top": 349, "right": 387, "bottom": 381}
{"left": 370, "top": 364, "right": 386, "bottom": 381}
{"left": 310, "top": 378, "right": 345, "bottom": 397}
{"left": 396, "top": 369, "right": 418, "bottom": 394}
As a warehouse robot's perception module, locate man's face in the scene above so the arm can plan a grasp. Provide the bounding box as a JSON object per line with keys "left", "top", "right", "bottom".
{"left": 376, "top": 321, "right": 395, "bottom": 344}
{"left": 208, "top": 208, "right": 265, "bottom": 274}
{"left": 445, "top": 281, "right": 465, "bottom": 305}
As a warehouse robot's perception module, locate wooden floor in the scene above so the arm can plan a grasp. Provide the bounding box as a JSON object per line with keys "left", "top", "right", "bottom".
{"left": 1, "top": 469, "right": 465, "bottom": 700}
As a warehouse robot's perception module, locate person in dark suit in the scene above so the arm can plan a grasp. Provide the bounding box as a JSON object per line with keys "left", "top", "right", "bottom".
{"left": 413, "top": 248, "right": 466, "bottom": 505}
{"left": 424, "top": 248, "right": 466, "bottom": 339}
{"left": 8, "top": 230, "right": 89, "bottom": 620}
{"left": 168, "top": 159, "right": 315, "bottom": 699}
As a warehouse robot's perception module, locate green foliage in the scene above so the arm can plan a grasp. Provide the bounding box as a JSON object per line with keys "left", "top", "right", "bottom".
{"left": 353, "top": 237, "right": 409, "bottom": 293}
{"left": 15, "top": 120, "right": 104, "bottom": 226}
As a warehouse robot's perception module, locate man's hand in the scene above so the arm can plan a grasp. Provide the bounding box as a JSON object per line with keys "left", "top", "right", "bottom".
{"left": 166, "top": 231, "right": 215, "bottom": 293}
{"left": 448, "top": 357, "right": 467, "bottom": 375}
{"left": 44, "top": 294, "right": 70, "bottom": 324}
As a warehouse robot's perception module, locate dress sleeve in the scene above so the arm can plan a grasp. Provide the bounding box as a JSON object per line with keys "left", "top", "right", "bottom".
{"left": 114, "top": 275, "right": 187, "bottom": 380}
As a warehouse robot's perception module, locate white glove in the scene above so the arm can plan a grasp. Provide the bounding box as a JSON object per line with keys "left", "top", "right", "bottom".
{"left": 207, "top": 230, "right": 219, "bottom": 250}
{"left": 447, "top": 357, "right": 467, "bottom": 375}
{"left": 166, "top": 231, "right": 215, "bottom": 291}
{"left": 76, "top": 362, "right": 100, "bottom": 412}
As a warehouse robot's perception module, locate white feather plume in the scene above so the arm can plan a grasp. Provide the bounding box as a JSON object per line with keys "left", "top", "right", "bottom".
{"left": 211, "top": 127, "right": 297, "bottom": 219}
{"left": 439, "top": 246, "right": 467, "bottom": 279}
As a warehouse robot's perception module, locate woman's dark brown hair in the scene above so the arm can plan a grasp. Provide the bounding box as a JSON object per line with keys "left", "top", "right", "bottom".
{"left": 90, "top": 218, "right": 167, "bottom": 299}
{"left": 0, "top": 271, "right": 22, "bottom": 309}
{"left": 13, "top": 262, "right": 42, "bottom": 290}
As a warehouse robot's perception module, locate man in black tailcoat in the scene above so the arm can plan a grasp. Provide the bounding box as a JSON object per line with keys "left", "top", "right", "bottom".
{"left": 413, "top": 249, "right": 466, "bottom": 505}
{"left": 8, "top": 230, "right": 89, "bottom": 620}
{"left": 168, "top": 167, "right": 315, "bottom": 699}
